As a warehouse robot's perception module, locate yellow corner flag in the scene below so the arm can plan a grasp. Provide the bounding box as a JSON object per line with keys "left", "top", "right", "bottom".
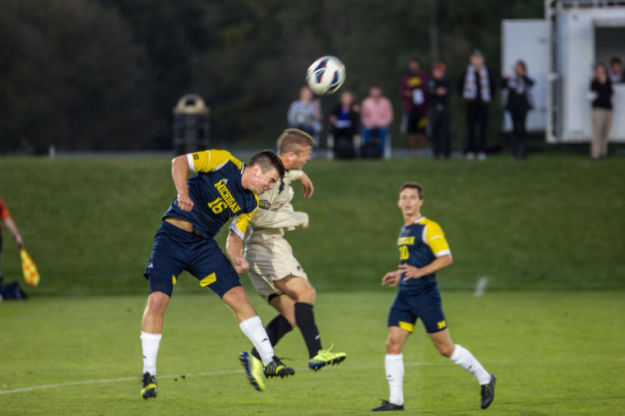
{"left": 20, "top": 248, "right": 40, "bottom": 286}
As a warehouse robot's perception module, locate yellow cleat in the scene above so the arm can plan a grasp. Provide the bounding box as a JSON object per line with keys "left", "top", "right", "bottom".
{"left": 239, "top": 351, "right": 265, "bottom": 391}
{"left": 309, "top": 344, "right": 347, "bottom": 371}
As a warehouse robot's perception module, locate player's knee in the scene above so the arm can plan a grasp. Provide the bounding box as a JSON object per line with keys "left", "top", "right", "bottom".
{"left": 386, "top": 337, "right": 403, "bottom": 354}
{"left": 299, "top": 286, "right": 316, "bottom": 303}
{"left": 438, "top": 344, "right": 455, "bottom": 358}
{"left": 147, "top": 291, "right": 170, "bottom": 314}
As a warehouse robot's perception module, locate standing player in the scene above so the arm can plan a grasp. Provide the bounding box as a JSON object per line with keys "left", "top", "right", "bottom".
{"left": 140, "top": 149, "right": 294, "bottom": 399}
{"left": 238, "top": 129, "right": 346, "bottom": 392}
{"left": 371, "top": 182, "right": 495, "bottom": 412}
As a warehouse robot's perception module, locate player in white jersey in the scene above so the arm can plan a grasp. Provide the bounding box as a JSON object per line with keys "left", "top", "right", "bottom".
{"left": 238, "top": 129, "right": 346, "bottom": 392}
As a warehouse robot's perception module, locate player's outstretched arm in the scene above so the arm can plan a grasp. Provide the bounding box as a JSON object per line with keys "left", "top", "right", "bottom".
{"left": 400, "top": 254, "right": 453, "bottom": 280}
{"left": 299, "top": 173, "right": 314, "bottom": 199}
{"left": 171, "top": 155, "right": 194, "bottom": 211}
{"left": 3, "top": 217, "right": 23, "bottom": 248}
{"left": 226, "top": 231, "right": 249, "bottom": 274}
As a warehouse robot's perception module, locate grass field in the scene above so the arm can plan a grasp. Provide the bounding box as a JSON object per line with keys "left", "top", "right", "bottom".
{"left": 0, "top": 154, "right": 623, "bottom": 414}
{"left": 0, "top": 154, "right": 623, "bottom": 294}
{"left": 1, "top": 291, "right": 624, "bottom": 415}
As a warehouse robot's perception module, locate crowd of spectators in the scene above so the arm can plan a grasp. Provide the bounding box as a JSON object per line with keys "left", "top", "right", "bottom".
{"left": 287, "top": 51, "right": 622, "bottom": 160}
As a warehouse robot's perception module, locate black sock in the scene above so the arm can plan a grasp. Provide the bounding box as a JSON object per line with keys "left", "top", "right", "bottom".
{"left": 295, "top": 302, "right": 322, "bottom": 358}
{"left": 252, "top": 314, "right": 293, "bottom": 360}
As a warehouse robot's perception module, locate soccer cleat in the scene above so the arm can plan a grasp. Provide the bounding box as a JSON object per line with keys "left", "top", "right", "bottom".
{"left": 239, "top": 351, "right": 265, "bottom": 392}
{"left": 308, "top": 344, "right": 347, "bottom": 371}
{"left": 480, "top": 373, "right": 496, "bottom": 409}
{"left": 141, "top": 372, "right": 157, "bottom": 399}
{"left": 263, "top": 356, "right": 295, "bottom": 378}
{"left": 371, "top": 400, "right": 404, "bottom": 411}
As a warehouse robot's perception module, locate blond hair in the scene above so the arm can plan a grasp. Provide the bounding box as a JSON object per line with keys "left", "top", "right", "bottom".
{"left": 276, "top": 129, "right": 315, "bottom": 155}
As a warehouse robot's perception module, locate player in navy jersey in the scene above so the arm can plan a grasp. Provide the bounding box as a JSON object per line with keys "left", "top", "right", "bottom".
{"left": 371, "top": 182, "right": 495, "bottom": 412}
{"left": 139, "top": 149, "right": 294, "bottom": 399}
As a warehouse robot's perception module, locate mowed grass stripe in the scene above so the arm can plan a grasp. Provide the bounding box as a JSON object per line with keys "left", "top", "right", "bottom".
{"left": 2, "top": 357, "right": 624, "bottom": 396}
{"left": 0, "top": 154, "right": 623, "bottom": 295}
{"left": 0, "top": 292, "right": 624, "bottom": 415}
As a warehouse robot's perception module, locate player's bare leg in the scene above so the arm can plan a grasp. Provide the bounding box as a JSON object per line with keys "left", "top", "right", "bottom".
{"left": 372, "top": 326, "right": 409, "bottom": 411}
{"left": 140, "top": 291, "right": 170, "bottom": 399}
{"left": 223, "top": 286, "right": 294, "bottom": 391}
{"left": 428, "top": 329, "right": 495, "bottom": 409}
{"left": 274, "top": 275, "right": 346, "bottom": 370}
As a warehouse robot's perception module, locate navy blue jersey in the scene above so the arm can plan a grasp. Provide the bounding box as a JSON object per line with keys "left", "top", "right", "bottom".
{"left": 397, "top": 217, "right": 451, "bottom": 294}
{"left": 163, "top": 150, "right": 258, "bottom": 239}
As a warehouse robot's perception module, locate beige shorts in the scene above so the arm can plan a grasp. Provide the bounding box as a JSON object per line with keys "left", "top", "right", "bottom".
{"left": 244, "top": 238, "right": 308, "bottom": 301}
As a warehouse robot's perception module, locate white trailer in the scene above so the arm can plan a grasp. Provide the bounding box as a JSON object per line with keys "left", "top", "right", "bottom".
{"left": 502, "top": 0, "right": 625, "bottom": 142}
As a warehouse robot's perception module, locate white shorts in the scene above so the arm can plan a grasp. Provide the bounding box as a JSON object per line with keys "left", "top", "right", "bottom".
{"left": 244, "top": 238, "right": 308, "bottom": 301}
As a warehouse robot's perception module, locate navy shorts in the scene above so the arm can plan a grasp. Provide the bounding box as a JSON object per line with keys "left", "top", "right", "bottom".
{"left": 387, "top": 282, "right": 447, "bottom": 334}
{"left": 143, "top": 221, "right": 240, "bottom": 297}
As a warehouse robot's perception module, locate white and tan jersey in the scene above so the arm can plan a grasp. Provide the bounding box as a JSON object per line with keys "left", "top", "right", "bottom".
{"left": 245, "top": 169, "right": 308, "bottom": 243}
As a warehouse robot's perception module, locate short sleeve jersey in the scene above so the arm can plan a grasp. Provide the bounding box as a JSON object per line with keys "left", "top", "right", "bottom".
{"left": 397, "top": 217, "right": 451, "bottom": 293}
{"left": 162, "top": 150, "right": 259, "bottom": 239}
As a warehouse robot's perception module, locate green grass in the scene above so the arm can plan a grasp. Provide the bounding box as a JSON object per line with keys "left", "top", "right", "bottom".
{"left": 0, "top": 154, "right": 623, "bottom": 295}
{"left": 1, "top": 291, "right": 624, "bottom": 415}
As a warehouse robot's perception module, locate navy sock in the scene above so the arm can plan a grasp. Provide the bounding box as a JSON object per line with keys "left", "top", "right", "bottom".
{"left": 295, "top": 302, "right": 322, "bottom": 358}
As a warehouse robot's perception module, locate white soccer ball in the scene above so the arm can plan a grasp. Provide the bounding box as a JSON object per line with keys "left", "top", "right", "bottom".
{"left": 306, "top": 56, "right": 346, "bottom": 96}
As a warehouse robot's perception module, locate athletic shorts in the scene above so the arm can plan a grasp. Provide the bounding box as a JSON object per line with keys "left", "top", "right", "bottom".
{"left": 143, "top": 221, "right": 240, "bottom": 297}
{"left": 387, "top": 282, "right": 447, "bottom": 334}
{"left": 244, "top": 237, "right": 308, "bottom": 301}
{"left": 407, "top": 107, "right": 427, "bottom": 134}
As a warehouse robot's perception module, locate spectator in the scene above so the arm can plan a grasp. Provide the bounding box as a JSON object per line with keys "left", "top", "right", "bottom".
{"left": 426, "top": 63, "right": 451, "bottom": 159}
{"left": 361, "top": 85, "right": 394, "bottom": 158}
{"left": 399, "top": 58, "right": 429, "bottom": 155}
{"left": 608, "top": 57, "right": 624, "bottom": 84}
{"left": 329, "top": 91, "right": 360, "bottom": 159}
{"left": 457, "top": 50, "right": 496, "bottom": 161}
{"left": 502, "top": 60, "right": 535, "bottom": 159}
{"left": 589, "top": 63, "right": 613, "bottom": 160}
{"left": 287, "top": 86, "right": 322, "bottom": 144}
{"left": 0, "top": 197, "right": 24, "bottom": 285}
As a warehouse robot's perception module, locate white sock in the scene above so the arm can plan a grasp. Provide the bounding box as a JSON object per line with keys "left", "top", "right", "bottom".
{"left": 141, "top": 331, "right": 162, "bottom": 375}
{"left": 450, "top": 344, "right": 491, "bottom": 385}
{"left": 239, "top": 316, "right": 274, "bottom": 366}
{"left": 385, "top": 354, "right": 404, "bottom": 406}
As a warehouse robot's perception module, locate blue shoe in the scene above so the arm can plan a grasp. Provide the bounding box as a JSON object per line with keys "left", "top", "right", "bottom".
{"left": 141, "top": 372, "right": 157, "bottom": 399}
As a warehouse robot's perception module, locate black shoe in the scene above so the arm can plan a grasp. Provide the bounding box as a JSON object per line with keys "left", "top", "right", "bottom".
{"left": 263, "top": 356, "right": 295, "bottom": 378}
{"left": 141, "top": 372, "right": 157, "bottom": 399}
{"left": 371, "top": 400, "right": 404, "bottom": 411}
{"left": 480, "top": 373, "right": 496, "bottom": 409}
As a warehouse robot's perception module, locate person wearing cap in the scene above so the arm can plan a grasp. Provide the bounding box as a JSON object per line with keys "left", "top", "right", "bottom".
{"left": 457, "top": 50, "right": 496, "bottom": 161}
{"left": 426, "top": 63, "right": 451, "bottom": 159}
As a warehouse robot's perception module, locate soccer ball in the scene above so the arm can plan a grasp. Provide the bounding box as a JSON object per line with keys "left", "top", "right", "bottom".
{"left": 306, "top": 56, "right": 346, "bottom": 96}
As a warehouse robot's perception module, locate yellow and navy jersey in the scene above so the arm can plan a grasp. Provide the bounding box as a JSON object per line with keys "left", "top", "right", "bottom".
{"left": 397, "top": 217, "right": 451, "bottom": 292}
{"left": 162, "top": 150, "right": 258, "bottom": 239}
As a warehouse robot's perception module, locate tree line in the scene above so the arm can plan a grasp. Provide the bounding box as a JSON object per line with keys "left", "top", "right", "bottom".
{"left": 0, "top": 0, "right": 542, "bottom": 154}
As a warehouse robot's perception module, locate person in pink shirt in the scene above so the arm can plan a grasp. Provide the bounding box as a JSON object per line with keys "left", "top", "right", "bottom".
{"left": 361, "top": 85, "right": 394, "bottom": 157}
